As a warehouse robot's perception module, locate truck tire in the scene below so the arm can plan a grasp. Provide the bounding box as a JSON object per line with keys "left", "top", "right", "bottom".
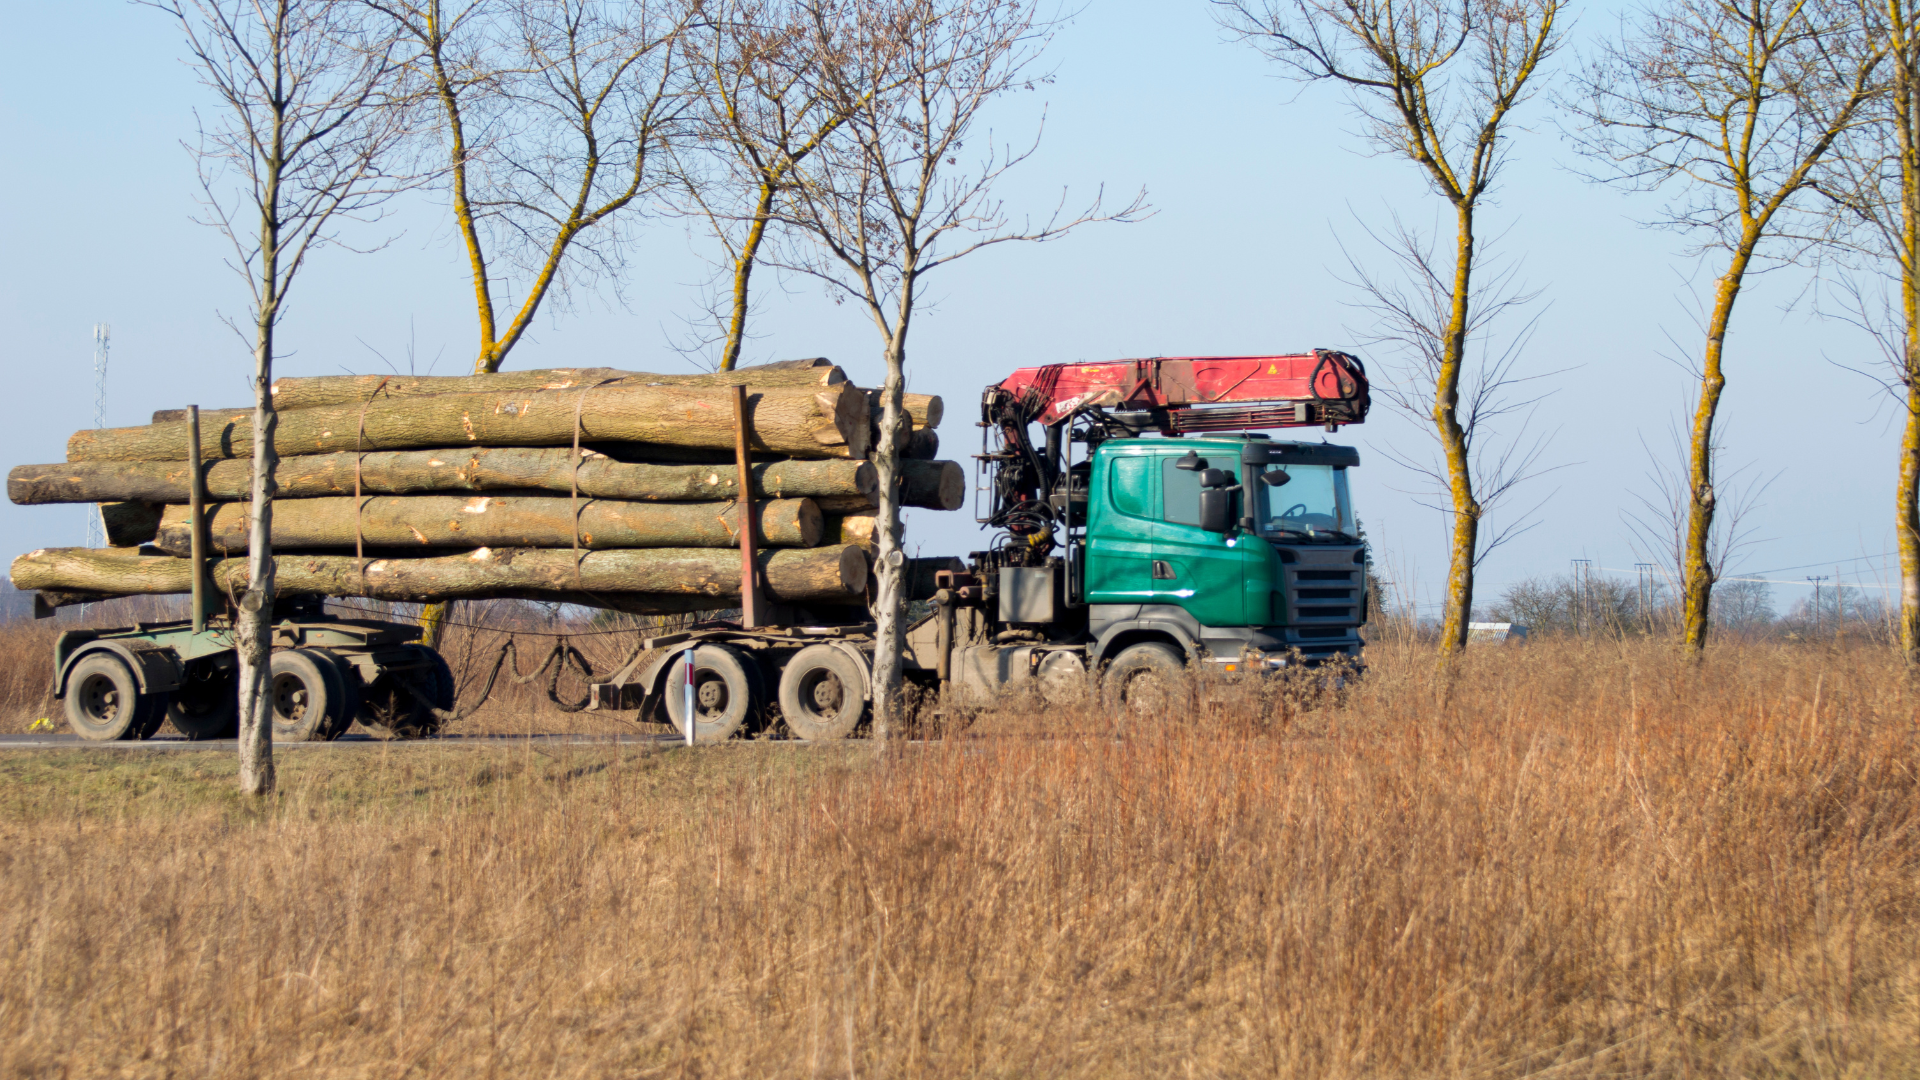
{"left": 168, "top": 666, "right": 238, "bottom": 740}
{"left": 1102, "top": 642, "right": 1187, "bottom": 720}
{"left": 664, "top": 644, "right": 763, "bottom": 744}
{"left": 777, "top": 644, "right": 867, "bottom": 742}
{"left": 269, "top": 649, "right": 356, "bottom": 743}
{"left": 64, "top": 651, "right": 167, "bottom": 741}
{"left": 357, "top": 645, "right": 449, "bottom": 740}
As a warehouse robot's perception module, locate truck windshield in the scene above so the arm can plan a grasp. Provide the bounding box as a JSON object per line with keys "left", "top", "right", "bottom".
{"left": 1254, "top": 464, "right": 1354, "bottom": 541}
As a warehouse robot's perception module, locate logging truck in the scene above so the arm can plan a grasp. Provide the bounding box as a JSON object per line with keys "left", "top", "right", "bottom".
{"left": 590, "top": 351, "right": 1374, "bottom": 740}
{"left": 41, "top": 352, "right": 1372, "bottom": 742}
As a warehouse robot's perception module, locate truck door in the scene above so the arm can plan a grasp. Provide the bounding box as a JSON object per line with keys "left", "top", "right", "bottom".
{"left": 1082, "top": 450, "right": 1157, "bottom": 604}
{"left": 1152, "top": 454, "right": 1245, "bottom": 626}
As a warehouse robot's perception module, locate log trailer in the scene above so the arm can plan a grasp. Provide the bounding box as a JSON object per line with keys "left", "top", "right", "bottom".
{"left": 48, "top": 351, "right": 1370, "bottom": 742}
{"left": 588, "top": 350, "right": 1373, "bottom": 740}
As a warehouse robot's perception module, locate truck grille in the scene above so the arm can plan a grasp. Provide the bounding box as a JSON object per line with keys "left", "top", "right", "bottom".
{"left": 1274, "top": 544, "right": 1367, "bottom": 630}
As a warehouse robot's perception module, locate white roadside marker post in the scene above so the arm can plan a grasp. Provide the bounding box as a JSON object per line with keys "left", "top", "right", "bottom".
{"left": 683, "top": 648, "right": 695, "bottom": 747}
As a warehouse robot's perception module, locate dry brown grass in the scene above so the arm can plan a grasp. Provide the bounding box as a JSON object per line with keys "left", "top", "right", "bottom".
{"left": 0, "top": 638, "right": 1914, "bottom": 1078}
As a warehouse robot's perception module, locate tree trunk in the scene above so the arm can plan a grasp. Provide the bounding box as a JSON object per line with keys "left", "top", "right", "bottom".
{"left": 237, "top": 300, "right": 276, "bottom": 798}
{"left": 244, "top": 358, "right": 847, "bottom": 414}
{"left": 869, "top": 329, "right": 911, "bottom": 741}
{"left": 1681, "top": 236, "right": 1759, "bottom": 654}
{"left": 153, "top": 495, "right": 824, "bottom": 554}
{"left": 719, "top": 182, "right": 780, "bottom": 372}
{"left": 1898, "top": 36, "right": 1920, "bottom": 666}
{"left": 1436, "top": 201, "right": 1481, "bottom": 656}
{"left": 12, "top": 451, "right": 878, "bottom": 506}
{"left": 72, "top": 381, "right": 872, "bottom": 464}
{"left": 13, "top": 543, "right": 869, "bottom": 606}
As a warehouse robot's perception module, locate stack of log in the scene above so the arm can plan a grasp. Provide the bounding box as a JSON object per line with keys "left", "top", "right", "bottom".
{"left": 8, "top": 359, "right": 967, "bottom": 616}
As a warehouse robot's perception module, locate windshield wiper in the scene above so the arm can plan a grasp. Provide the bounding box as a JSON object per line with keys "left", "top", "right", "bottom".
{"left": 1265, "top": 526, "right": 1358, "bottom": 543}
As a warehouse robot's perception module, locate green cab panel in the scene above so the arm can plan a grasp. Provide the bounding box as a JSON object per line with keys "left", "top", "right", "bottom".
{"left": 1085, "top": 439, "right": 1267, "bottom": 628}
{"left": 1151, "top": 453, "right": 1244, "bottom": 626}
{"left": 1083, "top": 449, "right": 1157, "bottom": 604}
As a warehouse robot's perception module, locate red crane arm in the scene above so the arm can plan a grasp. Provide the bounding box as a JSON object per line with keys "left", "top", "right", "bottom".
{"left": 993, "top": 350, "right": 1370, "bottom": 432}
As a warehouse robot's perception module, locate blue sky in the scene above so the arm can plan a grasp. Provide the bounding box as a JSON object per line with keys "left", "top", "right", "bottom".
{"left": 0, "top": 0, "right": 1901, "bottom": 616}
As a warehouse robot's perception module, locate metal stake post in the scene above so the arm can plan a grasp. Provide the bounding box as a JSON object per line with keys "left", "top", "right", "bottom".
{"left": 187, "top": 405, "right": 207, "bottom": 635}
{"left": 730, "top": 384, "right": 762, "bottom": 628}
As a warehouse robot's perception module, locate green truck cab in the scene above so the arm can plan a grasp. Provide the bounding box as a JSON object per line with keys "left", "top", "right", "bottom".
{"left": 1078, "top": 435, "right": 1366, "bottom": 673}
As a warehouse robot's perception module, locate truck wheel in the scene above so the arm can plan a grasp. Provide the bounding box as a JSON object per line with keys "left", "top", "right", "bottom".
{"left": 64, "top": 652, "right": 163, "bottom": 741}
{"left": 777, "top": 644, "right": 867, "bottom": 741}
{"left": 664, "top": 644, "right": 763, "bottom": 744}
{"left": 168, "top": 667, "right": 238, "bottom": 741}
{"left": 357, "top": 646, "right": 451, "bottom": 740}
{"left": 269, "top": 649, "right": 354, "bottom": 743}
{"left": 1102, "top": 642, "right": 1187, "bottom": 720}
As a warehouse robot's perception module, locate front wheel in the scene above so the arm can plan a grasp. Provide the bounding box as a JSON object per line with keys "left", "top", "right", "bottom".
{"left": 1101, "top": 642, "right": 1188, "bottom": 722}
{"left": 64, "top": 652, "right": 168, "bottom": 741}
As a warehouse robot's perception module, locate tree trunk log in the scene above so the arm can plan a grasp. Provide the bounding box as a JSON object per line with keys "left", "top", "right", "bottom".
{"left": 13, "top": 543, "right": 868, "bottom": 605}
{"left": 70, "top": 382, "right": 871, "bottom": 463}
{"left": 866, "top": 391, "right": 942, "bottom": 430}
{"left": 100, "top": 502, "right": 164, "bottom": 547}
{"left": 146, "top": 358, "right": 846, "bottom": 420}
{"left": 824, "top": 514, "right": 879, "bottom": 550}
{"left": 903, "top": 428, "right": 939, "bottom": 460}
{"left": 15, "top": 450, "right": 877, "bottom": 505}
{"left": 812, "top": 460, "right": 966, "bottom": 513}
{"left": 152, "top": 496, "right": 822, "bottom": 555}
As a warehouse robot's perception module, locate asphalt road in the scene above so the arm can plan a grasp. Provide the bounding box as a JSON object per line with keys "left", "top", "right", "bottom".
{"left": 0, "top": 732, "right": 686, "bottom": 751}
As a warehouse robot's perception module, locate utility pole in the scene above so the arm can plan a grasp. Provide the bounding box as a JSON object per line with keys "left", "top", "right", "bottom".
{"left": 87, "top": 324, "right": 110, "bottom": 549}
{"left": 1807, "top": 576, "right": 1829, "bottom": 637}
{"left": 1635, "top": 562, "right": 1655, "bottom": 633}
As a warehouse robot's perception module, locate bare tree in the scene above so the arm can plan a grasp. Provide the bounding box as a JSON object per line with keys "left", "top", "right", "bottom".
{"left": 777, "top": 0, "right": 1143, "bottom": 737}
{"left": 1342, "top": 217, "right": 1561, "bottom": 584}
{"left": 1217, "top": 0, "right": 1564, "bottom": 656}
{"left": 1623, "top": 420, "right": 1777, "bottom": 618}
{"left": 153, "top": 0, "right": 412, "bottom": 795}
{"left": 366, "top": 0, "right": 691, "bottom": 374}
{"left": 365, "top": 0, "right": 690, "bottom": 645}
{"left": 1813, "top": 0, "right": 1920, "bottom": 663}
{"left": 1567, "top": 0, "right": 1885, "bottom": 654}
{"left": 672, "top": 0, "right": 869, "bottom": 370}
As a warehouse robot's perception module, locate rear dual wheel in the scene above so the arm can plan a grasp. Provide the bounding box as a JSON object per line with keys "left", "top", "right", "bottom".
{"left": 664, "top": 644, "right": 766, "bottom": 744}
{"left": 63, "top": 652, "right": 167, "bottom": 741}
{"left": 358, "top": 646, "right": 453, "bottom": 740}
{"left": 270, "top": 649, "right": 360, "bottom": 743}
{"left": 776, "top": 645, "right": 868, "bottom": 742}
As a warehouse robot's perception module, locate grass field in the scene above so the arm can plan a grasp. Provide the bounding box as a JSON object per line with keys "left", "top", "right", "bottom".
{"left": 0, "top": 638, "right": 1914, "bottom": 1077}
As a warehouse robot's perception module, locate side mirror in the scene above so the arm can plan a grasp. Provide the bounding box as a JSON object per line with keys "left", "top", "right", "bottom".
{"left": 1199, "top": 489, "right": 1234, "bottom": 534}
{"left": 1261, "top": 469, "right": 1291, "bottom": 487}
{"left": 1198, "top": 467, "right": 1234, "bottom": 489}
{"left": 1174, "top": 451, "right": 1208, "bottom": 472}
